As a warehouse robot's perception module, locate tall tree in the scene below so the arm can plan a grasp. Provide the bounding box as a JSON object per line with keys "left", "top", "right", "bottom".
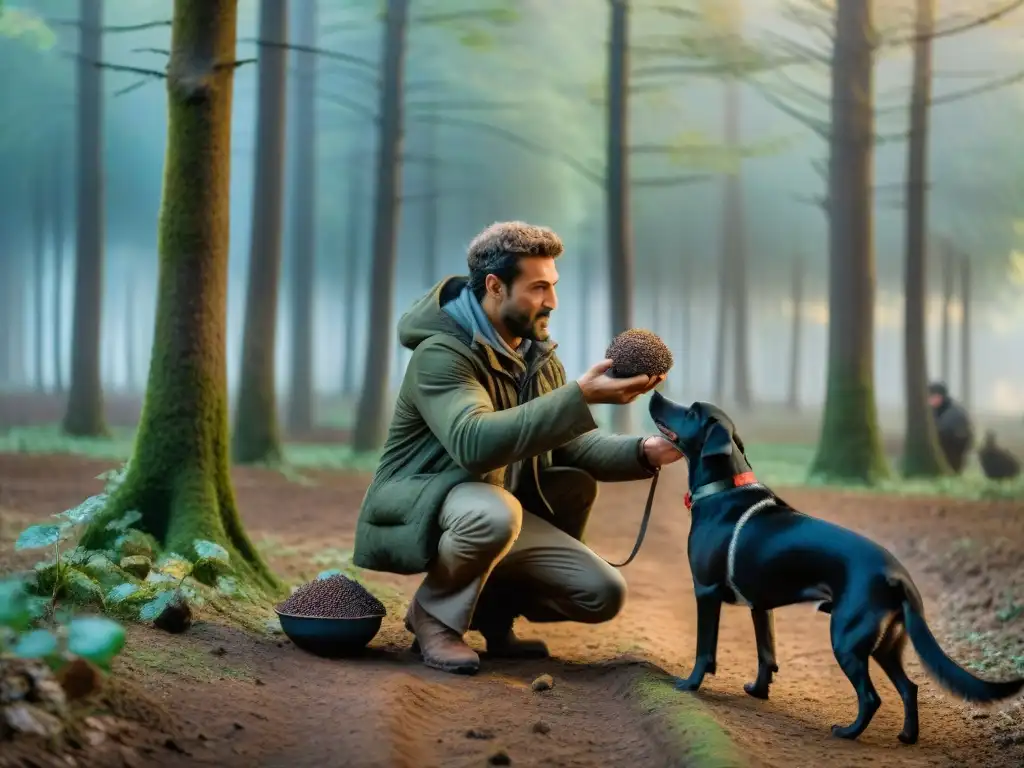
{"left": 82, "top": 0, "right": 278, "bottom": 594}
{"left": 959, "top": 253, "right": 971, "bottom": 410}
{"left": 32, "top": 153, "right": 46, "bottom": 393}
{"left": 351, "top": 0, "right": 410, "bottom": 451}
{"left": 341, "top": 152, "right": 364, "bottom": 399}
{"left": 124, "top": 271, "right": 137, "bottom": 392}
{"left": 939, "top": 241, "right": 954, "bottom": 382}
{"left": 285, "top": 0, "right": 318, "bottom": 436}
{"left": 232, "top": 0, "right": 289, "bottom": 464}
{"left": 52, "top": 140, "right": 66, "bottom": 393}
{"left": 63, "top": 0, "right": 106, "bottom": 436}
{"left": 809, "top": 0, "right": 889, "bottom": 483}
{"left": 605, "top": 0, "right": 635, "bottom": 434}
{"left": 787, "top": 253, "right": 803, "bottom": 411}
{"left": 900, "top": 0, "right": 949, "bottom": 477}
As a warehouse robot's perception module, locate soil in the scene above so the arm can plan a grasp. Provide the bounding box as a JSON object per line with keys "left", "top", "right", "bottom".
{"left": 1, "top": 449, "right": 1022, "bottom": 766}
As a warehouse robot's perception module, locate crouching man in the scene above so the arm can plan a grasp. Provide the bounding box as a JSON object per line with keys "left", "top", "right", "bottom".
{"left": 928, "top": 381, "right": 975, "bottom": 474}
{"left": 352, "top": 221, "right": 682, "bottom": 674}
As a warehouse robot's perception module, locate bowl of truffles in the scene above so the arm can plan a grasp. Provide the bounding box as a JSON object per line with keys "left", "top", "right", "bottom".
{"left": 274, "top": 573, "right": 386, "bottom": 657}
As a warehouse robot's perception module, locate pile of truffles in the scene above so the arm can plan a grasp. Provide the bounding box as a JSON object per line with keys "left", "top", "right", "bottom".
{"left": 276, "top": 574, "right": 386, "bottom": 619}
{"left": 605, "top": 328, "right": 674, "bottom": 378}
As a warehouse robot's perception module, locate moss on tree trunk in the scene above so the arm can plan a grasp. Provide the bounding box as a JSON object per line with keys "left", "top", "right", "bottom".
{"left": 231, "top": 0, "right": 288, "bottom": 464}
{"left": 80, "top": 0, "right": 279, "bottom": 595}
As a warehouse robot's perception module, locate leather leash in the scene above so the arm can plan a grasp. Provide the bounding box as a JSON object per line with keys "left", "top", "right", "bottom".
{"left": 603, "top": 469, "right": 660, "bottom": 568}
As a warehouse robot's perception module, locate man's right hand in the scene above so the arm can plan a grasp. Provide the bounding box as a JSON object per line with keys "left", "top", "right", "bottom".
{"left": 576, "top": 359, "right": 664, "bottom": 405}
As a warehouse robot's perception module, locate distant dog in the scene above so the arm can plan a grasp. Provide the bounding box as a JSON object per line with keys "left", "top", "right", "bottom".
{"left": 647, "top": 391, "right": 1024, "bottom": 744}
{"left": 977, "top": 430, "right": 1021, "bottom": 481}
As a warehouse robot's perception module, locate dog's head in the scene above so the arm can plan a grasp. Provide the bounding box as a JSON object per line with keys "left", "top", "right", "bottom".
{"left": 648, "top": 391, "right": 747, "bottom": 474}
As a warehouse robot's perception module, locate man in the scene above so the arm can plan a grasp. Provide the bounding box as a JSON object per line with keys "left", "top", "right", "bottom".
{"left": 928, "top": 381, "right": 974, "bottom": 474}
{"left": 353, "top": 221, "right": 682, "bottom": 674}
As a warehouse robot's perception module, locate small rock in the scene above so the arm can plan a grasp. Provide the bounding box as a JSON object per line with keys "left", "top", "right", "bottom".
{"left": 119, "top": 555, "right": 151, "bottom": 579}
{"left": 531, "top": 720, "right": 550, "bottom": 735}
{"left": 531, "top": 674, "right": 554, "bottom": 692}
{"left": 466, "top": 727, "right": 494, "bottom": 740}
{"left": 971, "top": 712, "right": 991, "bottom": 720}
{"left": 254, "top": 677, "right": 265, "bottom": 686}
{"left": 154, "top": 593, "right": 193, "bottom": 634}
{"left": 210, "top": 647, "right": 227, "bottom": 657}
{"left": 233, "top": 721, "right": 245, "bottom": 730}
{"left": 4, "top": 703, "right": 64, "bottom": 738}
{"left": 488, "top": 749, "right": 512, "bottom": 765}
{"left": 163, "top": 737, "right": 188, "bottom": 754}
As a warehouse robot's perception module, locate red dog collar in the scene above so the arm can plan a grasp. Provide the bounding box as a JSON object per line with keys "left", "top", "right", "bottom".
{"left": 684, "top": 471, "right": 758, "bottom": 509}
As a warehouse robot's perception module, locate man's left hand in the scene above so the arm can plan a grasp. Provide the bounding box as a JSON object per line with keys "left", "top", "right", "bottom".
{"left": 642, "top": 436, "right": 683, "bottom": 468}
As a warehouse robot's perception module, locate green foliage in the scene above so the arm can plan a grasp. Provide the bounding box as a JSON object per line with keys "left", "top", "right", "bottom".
{"left": 0, "top": 577, "right": 126, "bottom": 673}
{"left": 0, "top": 7, "right": 55, "bottom": 48}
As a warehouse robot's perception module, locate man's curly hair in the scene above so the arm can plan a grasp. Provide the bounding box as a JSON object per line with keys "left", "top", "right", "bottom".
{"left": 466, "top": 221, "right": 564, "bottom": 300}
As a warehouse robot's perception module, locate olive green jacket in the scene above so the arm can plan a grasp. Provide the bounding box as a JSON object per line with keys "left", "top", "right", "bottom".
{"left": 352, "top": 276, "right": 655, "bottom": 574}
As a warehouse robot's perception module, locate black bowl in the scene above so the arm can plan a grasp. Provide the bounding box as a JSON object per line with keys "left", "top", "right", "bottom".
{"left": 274, "top": 610, "right": 383, "bottom": 658}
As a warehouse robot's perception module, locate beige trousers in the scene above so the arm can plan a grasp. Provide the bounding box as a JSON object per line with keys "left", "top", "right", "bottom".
{"left": 414, "top": 482, "right": 627, "bottom": 635}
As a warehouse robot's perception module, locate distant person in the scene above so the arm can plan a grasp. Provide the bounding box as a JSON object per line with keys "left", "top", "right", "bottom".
{"left": 977, "top": 430, "right": 1021, "bottom": 481}
{"left": 928, "top": 381, "right": 974, "bottom": 474}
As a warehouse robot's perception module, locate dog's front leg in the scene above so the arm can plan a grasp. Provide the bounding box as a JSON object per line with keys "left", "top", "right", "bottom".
{"left": 744, "top": 608, "right": 779, "bottom": 699}
{"left": 675, "top": 582, "right": 723, "bottom": 692}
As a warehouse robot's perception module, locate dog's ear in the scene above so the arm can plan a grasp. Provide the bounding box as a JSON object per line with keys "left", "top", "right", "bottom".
{"left": 701, "top": 421, "right": 734, "bottom": 459}
{"left": 734, "top": 431, "right": 746, "bottom": 455}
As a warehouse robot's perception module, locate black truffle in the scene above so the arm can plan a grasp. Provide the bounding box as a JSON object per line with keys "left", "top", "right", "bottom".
{"left": 605, "top": 329, "right": 674, "bottom": 378}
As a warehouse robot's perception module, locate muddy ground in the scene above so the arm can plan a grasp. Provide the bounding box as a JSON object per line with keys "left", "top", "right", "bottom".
{"left": 1, "top": 446, "right": 1022, "bottom": 768}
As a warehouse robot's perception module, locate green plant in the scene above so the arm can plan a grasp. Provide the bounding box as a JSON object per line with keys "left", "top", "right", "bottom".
{"left": 0, "top": 578, "right": 126, "bottom": 672}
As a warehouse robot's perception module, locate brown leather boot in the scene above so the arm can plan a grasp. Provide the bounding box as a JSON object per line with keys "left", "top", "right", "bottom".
{"left": 479, "top": 618, "right": 550, "bottom": 659}
{"left": 405, "top": 600, "right": 480, "bottom": 675}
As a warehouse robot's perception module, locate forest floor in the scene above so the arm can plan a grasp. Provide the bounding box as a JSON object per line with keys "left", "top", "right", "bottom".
{"left": 1, "top": 394, "right": 1023, "bottom": 767}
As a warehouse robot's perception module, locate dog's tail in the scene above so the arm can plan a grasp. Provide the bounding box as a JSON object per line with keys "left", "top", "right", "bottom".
{"left": 900, "top": 585, "right": 1023, "bottom": 703}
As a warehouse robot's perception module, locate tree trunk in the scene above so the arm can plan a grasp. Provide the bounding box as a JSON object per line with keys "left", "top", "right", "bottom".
{"left": 80, "top": 0, "right": 278, "bottom": 594}
{"left": 578, "top": 245, "right": 590, "bottom": 376}
{"left": 605, "top": 0, "right": 635, "bottom": 434}
{"left": 423, "top": 116, "right": 439, "bottom": 287}
{"left": 900, "top": 0, "right": 949, "bottom": 478}
{"left": 940, "top": 240, "right": 953, "bottom": 384}
{"left": 724, "top": 78, "right": 752, "bottom": 409}
{"left": 352, "top": 0, "right": 410, "bottom": 451}
{"left": 33, "top": 155, "right": 47, "bottom": 393}
{"left": 341, "top": 160, "right": 363, "bottom": 398}
{"left": 959, "top": 254, "right": 971, "bottom": 411}
{"left": 285, "top": 0, "right": 317, "bottom": 436}
{"left": 810, "top": 0, "right": 889, "bottom": 484}
{"left": 232, "top": 0, "right": 289, "bottom": 464}
{"left": 63, "top": 0, "right": 106, "bottom": 436}
{"left": 678, "top": 251, "right": 690, "bottom": 398}
{"left": 787, "top": 254, "right": 803, "bottom": 411}
{"left": 712, "top": 225, "right": 730, "bottom": 402}
{"left": 52, "top": 141, "right": 65, "bottom": 393}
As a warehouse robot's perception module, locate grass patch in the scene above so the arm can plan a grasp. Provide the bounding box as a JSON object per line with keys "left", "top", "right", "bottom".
{"left": 123, "top": 641, "right": 252, "bottom": 682}
{"left": 3, "top": 424, "right": 1021, "bottom": 500}
{"left": 632, "top": 670, "right": 746, "bottom": 767}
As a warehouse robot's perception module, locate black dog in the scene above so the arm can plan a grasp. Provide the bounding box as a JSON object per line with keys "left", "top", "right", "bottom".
{"left": 648, "top": 391, "right": 1024, "bottom": 744}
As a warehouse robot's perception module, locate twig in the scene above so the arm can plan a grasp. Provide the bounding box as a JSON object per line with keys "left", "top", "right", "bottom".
{"left": 131, "top": 47, "right": 170, "bottom": 56}
{"left": 47, "top": 18, "right": 172, "bottom": 33}
{"left": 633, "top": 174, "right": 714, "bottom": 189}
{"left": 751, "top": 82, "right": 831, "bottom": 138}
{"left": 317, "top": 89, "right": 378, "bottom": 121}
{"left": 885, "top": 0, "right": 1024, "bottom": 45}
{"left": 113, "top": 79, "right": 152, "bottom": 98}
{"left": 97, "top": 62, "right": 166, "bottom": 78}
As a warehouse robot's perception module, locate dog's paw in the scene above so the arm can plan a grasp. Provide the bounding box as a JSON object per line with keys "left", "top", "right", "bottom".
{"left": 673, "top": 676, "right": 703, "bottom": 692}
{"left": 897, "top": 729, "right": 918, "bottom": 745}
{"left": 743, "top": 682, "right": 770, "bottom": 700}
{"left": 830, "top": 724, "right": 858, "bottom": 740}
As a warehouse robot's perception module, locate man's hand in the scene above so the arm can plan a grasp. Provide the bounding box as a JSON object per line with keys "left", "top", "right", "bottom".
{"left": 576, "top": 359, "right": 665, "bottom": 405}
{"left": 642, "top": 436, "right": 683, "bottom": 468}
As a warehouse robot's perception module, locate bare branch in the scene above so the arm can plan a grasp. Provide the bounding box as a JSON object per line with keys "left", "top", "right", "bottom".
{"left": 640, "top": 4, "right": 700, "bottom": 21}
{"left": 811, "top": 157, "right": 828, "bottom": 180}
{"left": 633, "top": 174, "right": 713, "bottom": 189}
{"left": 237, "top": 38, "right": 378, "bottom": 73}
{"left": 751, "top": 82, "right": 831, "bottom": 138}
{"left": 930, "top": 67, "right": 1024, "bottom": 107}
{"left": 761, "top": 31, "right": 832, "bottom": 67}
{"left": 406, "top": 99, "right": 524, "bottom": 112}
{"left": 97, "top": 62, "right": 166, "bottom": 78}
{"left": 131, "top": 47, "right": 170, "bottom": 57}
{"left": 885, "top": 0, "right": 1024, "bottom": 45}
{"left": 47, "top": 18, "right": 172, "bottom": 33}
{"left": 412, "top": 9, "right": 517, "bottom": 26}
{"left": 112, "top": 79, "right": 152, "bottom": 98}
{"left": 632, "top": 63, "right": 740, "bottom": 79}
{"left": 791, "top": 193, "right": 829, "bottom": 211}
{"left": 408, "top": 113, "right": 604, "bottom": 187}
{"left": 317, "top": 89, "right": 378, "bottom": 121}
{"left": 217, "top": 59, "right": 256, "bottom": 71}
{"left": 773, "top": 68, "right": 832, "bottom": 105}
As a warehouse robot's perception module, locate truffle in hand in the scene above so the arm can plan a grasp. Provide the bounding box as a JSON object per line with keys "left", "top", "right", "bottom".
{"left": 605, "top": 329, "right": 674, "bottom": 378}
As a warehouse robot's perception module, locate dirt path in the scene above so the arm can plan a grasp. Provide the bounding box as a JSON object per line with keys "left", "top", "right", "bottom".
{"left": 1, "top": 454, "right": 1022, "bottom": 767}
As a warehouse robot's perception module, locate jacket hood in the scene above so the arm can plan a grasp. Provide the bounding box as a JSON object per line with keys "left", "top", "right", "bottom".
{"left": 397, "top": 276, "right": 473, "bottom": 351}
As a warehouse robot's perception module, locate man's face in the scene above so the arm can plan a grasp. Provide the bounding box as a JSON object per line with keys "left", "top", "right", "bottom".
{"left": 928, "top": 393, "right": 943, "bottom": 408}
{"left": 489, "top": 256, "right": 559, "bottom": 342}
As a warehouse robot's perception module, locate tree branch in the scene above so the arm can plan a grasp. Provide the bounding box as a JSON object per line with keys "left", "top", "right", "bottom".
{"left": 406, "top": 99, "right": 524, "bottom": 112}
{"left": 884, "top": 0, "right": 1024, "bottom": 45}
{"left": 131, "top": 47, "right": 170, "bottom": 57}
{"left": 412, "top": 8, "right": 517, "bottom": 26}
{"left": 237, "top": 38, "right": 379, "bottom": 82}
{"left": 930, "top": 67, "right": 1024, "bottom": 107}
{"left": 751, "top": 82, "right": 831, "bottom": 138}
{"left": 317, "top": 89, "right": 378, "bottom": 122}
{"left": 47, "top": 18, "right": 172, "bottom": 33}
{"left": 408, "top": 113, "right": 604, "bottom": 187}
{"left": 633, "top": 174, "right": 713, "bottom": 189}
{"left": 112, "top": 79, "right": 153, "bottom": 98}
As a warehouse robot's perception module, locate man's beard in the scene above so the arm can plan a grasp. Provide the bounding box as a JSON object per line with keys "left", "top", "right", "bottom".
{"left": 503, "top": 306, "right": 552, "bottom": 342}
